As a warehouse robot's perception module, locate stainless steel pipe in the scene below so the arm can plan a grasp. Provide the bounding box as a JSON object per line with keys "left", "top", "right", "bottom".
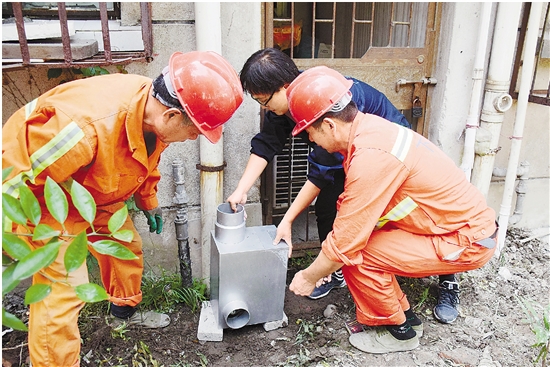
{"left": 214, "top": 203, "right": 246, "bottom": 244}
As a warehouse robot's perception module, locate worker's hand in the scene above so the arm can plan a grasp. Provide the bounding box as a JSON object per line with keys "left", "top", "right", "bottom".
{"left": 226, "top": 189, "right": 247, "bottom": 212}
{"left": 142, "top": 207, "right": 163, "bottom": 234}
{"left": 273, "top": 219, "right": 293, "bottom": 258}
{"left": 289, "top": 270, "right": 316, "bottom": 297}
{"left": 316, "top": 274, "right": 331, "bottom": 288}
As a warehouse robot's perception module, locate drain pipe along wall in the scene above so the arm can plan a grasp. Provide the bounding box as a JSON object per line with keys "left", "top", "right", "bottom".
{"left": 194, "top": 2, "right": 224, "bottom": 287}
{"left": 460, "top": 2, "right": 493, "bottom": 182}
{"left": 471, "top": 2, "right": 522, "bottom": 198}
{"left": 173, "top": 159, "right": 192, "bottom": 287}
{"left": 496, "top": 2, "right": 544, "bottom": 256}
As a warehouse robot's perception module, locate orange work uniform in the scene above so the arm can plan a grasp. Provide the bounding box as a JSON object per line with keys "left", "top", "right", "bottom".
{"left": 2, "top": 74, "right": 167, "bottom": 367}
{"left": 322, "top": 113, "right": 497, "bottom": 327}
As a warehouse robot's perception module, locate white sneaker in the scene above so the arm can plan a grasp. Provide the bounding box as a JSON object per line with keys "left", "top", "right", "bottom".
{"left": 349, "top": 327, "right": 419, "bottom": 354}
{"left": 111, "top": 310, "right": 170, "bottom": 329}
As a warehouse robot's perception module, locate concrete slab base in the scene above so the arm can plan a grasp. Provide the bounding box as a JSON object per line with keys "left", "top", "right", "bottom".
{"left": 197, "top": 301, "right": 223, "bottom": 342}
{"left": 263, "top": 312, "right": 288, "bottom": 332}
{"left": 2, "top": 39, "right": 98, "bottom": 61}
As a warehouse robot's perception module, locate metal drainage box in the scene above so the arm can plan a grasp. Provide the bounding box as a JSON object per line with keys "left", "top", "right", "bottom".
{"left": 209, "top": 204, "right": 288, "bottom": 330}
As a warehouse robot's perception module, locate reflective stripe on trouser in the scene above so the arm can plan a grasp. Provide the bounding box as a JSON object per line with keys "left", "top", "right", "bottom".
{"left": 28, "top": 206, "right": 143, "bottom": 367}
{"left": 340, "top": 228, "right": 496, "bottom": 327}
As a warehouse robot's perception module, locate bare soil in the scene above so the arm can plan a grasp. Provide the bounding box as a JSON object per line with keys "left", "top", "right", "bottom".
{"left": 2, "top": 227, "right": 549, "bottom": 367}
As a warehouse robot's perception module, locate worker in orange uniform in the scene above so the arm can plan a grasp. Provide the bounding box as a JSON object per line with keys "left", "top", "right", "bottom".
{"left": 2, "top": 51, "right": 243, "bottom": 367}
{"left": 285, "top": 66, "right": 497, "bottom": 354}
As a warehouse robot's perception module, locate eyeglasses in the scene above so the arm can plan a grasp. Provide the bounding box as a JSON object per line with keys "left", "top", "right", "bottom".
{"left": 252, "top": 91, "right": 275, "bottom": 107}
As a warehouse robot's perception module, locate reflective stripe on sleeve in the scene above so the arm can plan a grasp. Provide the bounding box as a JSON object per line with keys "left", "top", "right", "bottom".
{"left": 375, "top": 196, "right": 418, "bottom": 230}
{"left": 25, "top": 98, "right": 38, "bottom": 119}
{"left": 2, "top": 121, "right": 85, "bottom": 196}
{"left": 390, "top": 125, "right": 413, "bottom": 162}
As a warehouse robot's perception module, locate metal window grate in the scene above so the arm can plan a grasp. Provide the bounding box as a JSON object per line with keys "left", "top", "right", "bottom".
{"left": 510, "top": 2, "right": 550, "bottom": 106}
{"left": 272, "top": 2, "right": 427, "bottom": 59}
{"left": 272, "top": 136, "right": 311, "bottom": 210}
{"left": 2, "top": 2, "right": 153, "bottom": 70}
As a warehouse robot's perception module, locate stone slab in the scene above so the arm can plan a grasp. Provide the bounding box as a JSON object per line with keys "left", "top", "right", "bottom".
{"left": 197, "top": 301, "right": 223, "bottom": 342}
{"left": 263, "top": 312, "right": 288, "bottom": 332}
{"left": 3, "top": 20, "right": 75, "bottom": 41}
{"left": 2, "top": 38, "right": 98, "bottom": 61}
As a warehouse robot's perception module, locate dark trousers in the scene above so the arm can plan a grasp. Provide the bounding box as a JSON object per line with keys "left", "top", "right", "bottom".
{"left": 315, "top": 169, "right": 345, "bottom": 243}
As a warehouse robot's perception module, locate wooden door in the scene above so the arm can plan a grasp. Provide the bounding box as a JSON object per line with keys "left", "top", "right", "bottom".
{"left": 262, "top": 3, "right": 442, "bottom": 250}
{"left": 266, "top": 2, "right": 441, "bottom": 134}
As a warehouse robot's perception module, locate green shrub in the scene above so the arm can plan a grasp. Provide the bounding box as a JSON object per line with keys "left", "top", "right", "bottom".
{"left": 2, "top": 167, "right": 136, "bottom": 330}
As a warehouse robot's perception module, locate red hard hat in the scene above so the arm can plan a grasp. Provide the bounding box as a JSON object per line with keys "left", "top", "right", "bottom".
{"left": 169, "top": 51, "right": 243, "bottom": 144}
{"left": 287, "top": 66, "right": 353, "bottom": 136}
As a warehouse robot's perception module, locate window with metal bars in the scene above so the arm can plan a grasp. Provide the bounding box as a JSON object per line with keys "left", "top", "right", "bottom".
{"left": 2, "top": 2, "right": 121, "bottom": 20}
{"left": 272, "top": 2, "right": 428, "bottom": 59}
{"left": 509, "top": 2, "right": 550, "bottom": 106}
{"left": 2, "top": 2, "right": 153, "bottom": 70}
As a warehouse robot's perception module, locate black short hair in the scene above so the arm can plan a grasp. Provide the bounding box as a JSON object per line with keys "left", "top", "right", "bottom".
{"left": 152, "top": 73, "right": 192, "bottom": 126}
{"left": 152, "top": 73, "right": 183, "bottom": 111}
{"left": 239, "top": 48, "right": 300, "bottom": 96}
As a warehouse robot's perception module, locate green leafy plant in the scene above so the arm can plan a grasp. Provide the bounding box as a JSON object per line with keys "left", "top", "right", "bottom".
{"left": 517, "top": 296, "right": 550, "bottom": 366}
{"left": 110, "top": 320, "right": 130, "bottom": 341}
{"left": 294, "top": 318, "right": 316, "bottom": 345}
{"left": 169, "top": 278, "right": 208, "bottom": 313}
{"left": 278, "top": 346, "right": 312, "bottom": 367}
{"left": 140, "top": 269, "right": 207, "bottom": 313}
{"left": 195, "top": 352, "right": 208, "bottom": 367}
{"left": 133, "top": 341, "right": 162, "bottom": 367}
{"left": 288, "top": 249, "right": 317, "bottom": 269}
{"left": 47, "top": 66, "right": 111, "bottom": 84}
{"left": 2, "top": 167, "right": 136, "bottom": 331}
{"left": 413, "top": 287, "right": 431, "bottom": 311}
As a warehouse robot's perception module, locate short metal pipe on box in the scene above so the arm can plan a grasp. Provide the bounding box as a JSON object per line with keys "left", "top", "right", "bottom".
{"left": 198, "top": 203, "right": 289, "bottom": 340}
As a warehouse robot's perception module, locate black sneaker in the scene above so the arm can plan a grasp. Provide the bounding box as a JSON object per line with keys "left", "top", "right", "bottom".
{"left": 434, "top": 280, "right": 460, "bottom": 323}
{"left": 307, "top": 271, "right": 346, "bottom": 300}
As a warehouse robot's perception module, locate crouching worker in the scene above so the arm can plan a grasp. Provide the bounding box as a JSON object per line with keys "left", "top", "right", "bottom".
{"left": 2, "top": 51, "right": 243, "bottom": 367}
{"left": 285, "top": 66, "right": 497, "bottom": 354}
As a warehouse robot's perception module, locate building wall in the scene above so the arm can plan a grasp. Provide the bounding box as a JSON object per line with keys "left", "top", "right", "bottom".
{"left": 1, "top": 2, "right": 263, "bottom": 280}
{"left": 2, "top": 3, "right": 548, "bottom": 280}
{"left": 489, "top": 101, "right": 550, "bottom": 233}
{"left": 429, "top": 3, "right": 549, "bottom": 241}
{"left": 429, "top": 2, "right": 483, "bottom": 163}
{"left": 123, "top": 2, "right": 264, "bottom": 279}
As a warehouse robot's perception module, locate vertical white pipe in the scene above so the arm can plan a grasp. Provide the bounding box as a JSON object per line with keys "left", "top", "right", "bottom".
{"left": 460, "top": 2, "right": 493, "bottom": 181}
{"left": 195, "top": 2, "right": 223, "bottom": 284}
{"left": 471, "top": 2, "right": 522, "bottom": 197}
{"left": 496, "top": 3, "right": 543, "bottom": 256}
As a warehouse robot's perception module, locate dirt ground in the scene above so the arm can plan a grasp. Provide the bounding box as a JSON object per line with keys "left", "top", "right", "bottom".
{"left": 2, "top": 227, "right": 549, "bottom": 367}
